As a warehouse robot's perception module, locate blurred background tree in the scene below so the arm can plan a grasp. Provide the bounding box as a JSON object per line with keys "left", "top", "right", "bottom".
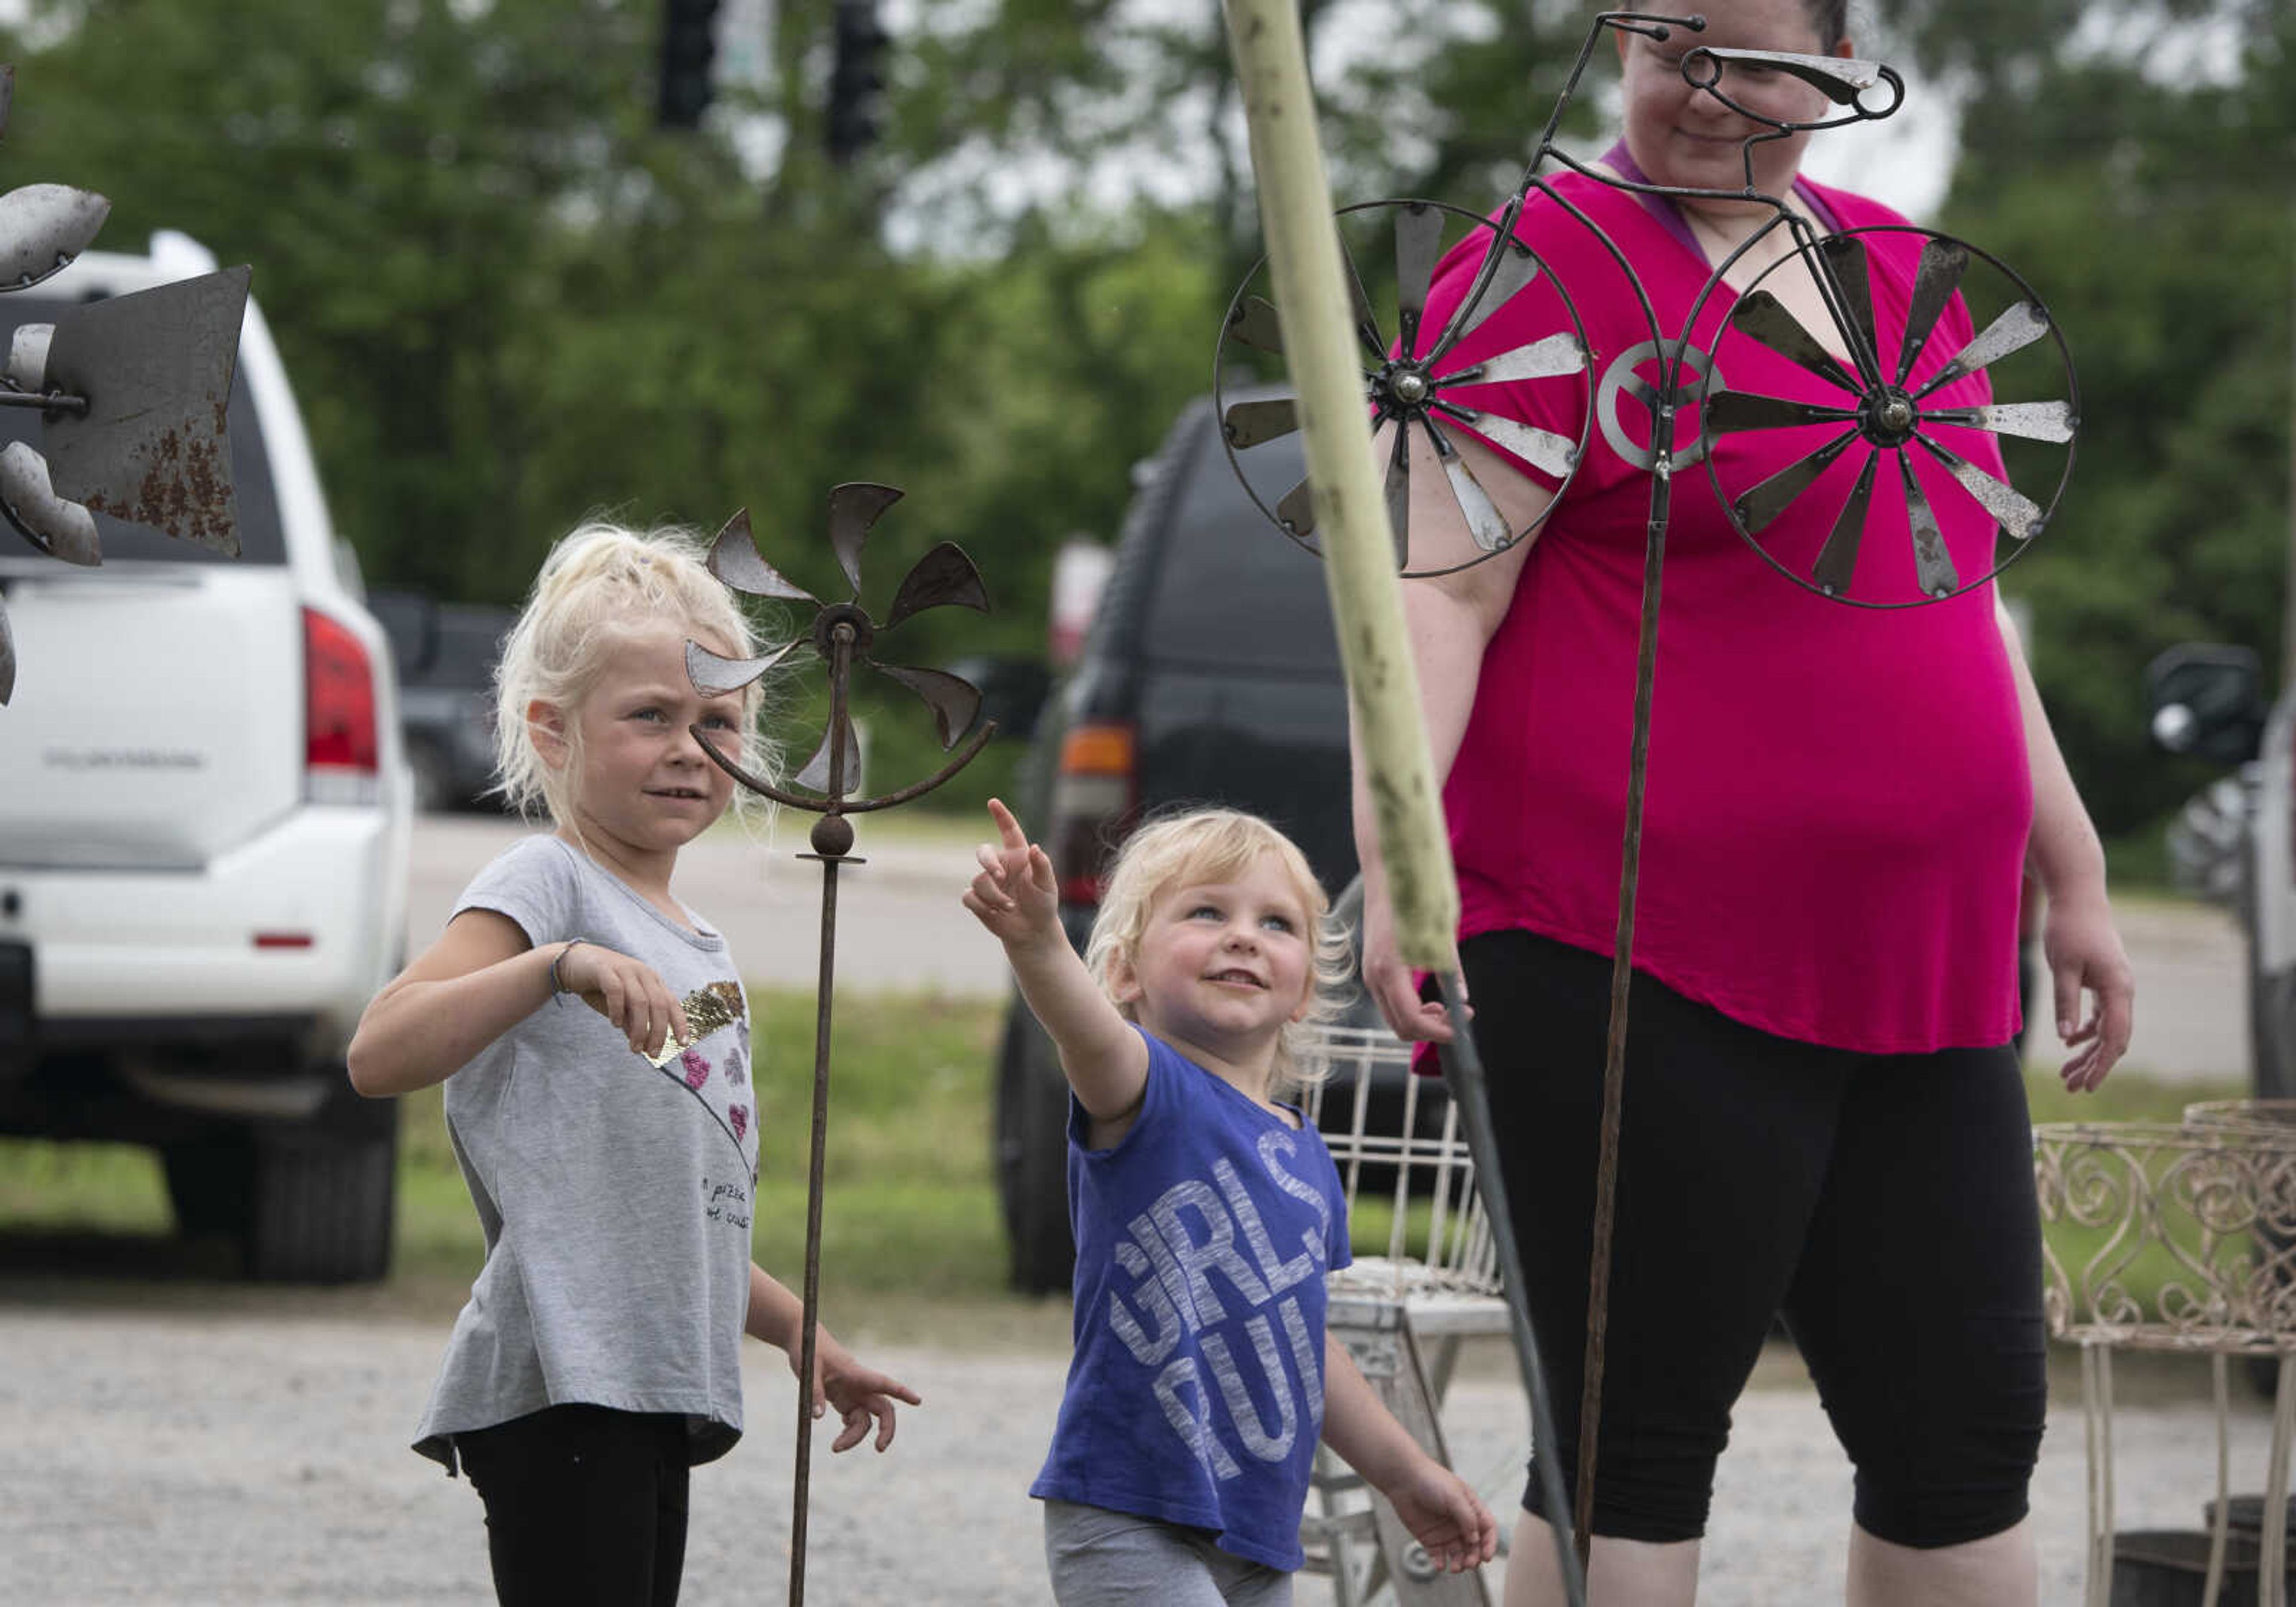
{"left": 2, "top": 0, "right": 2289, "bottom": 835}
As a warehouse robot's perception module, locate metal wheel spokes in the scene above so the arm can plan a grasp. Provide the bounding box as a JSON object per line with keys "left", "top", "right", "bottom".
{"left": 698, "top": 488, "right": 992, "bottom": 804}
{"left": 1702, "top": 225, "right": 2078, "bottom": 606}
{"left": 1213, "top": 197, "right": 1592, "bottom": 577}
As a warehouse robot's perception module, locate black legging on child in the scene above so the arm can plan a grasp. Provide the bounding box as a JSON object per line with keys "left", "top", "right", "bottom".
{"left": 1464, "top": 929, "right": 2047, "bottom": 1550}
{"left": 455, "top": 1403, "right": 692, "bottom": 1606}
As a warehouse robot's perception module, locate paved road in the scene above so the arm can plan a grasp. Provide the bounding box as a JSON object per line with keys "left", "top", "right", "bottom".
{"left": 410, "top": 815, "right": 2251, "bottom": 1085}
{"left": 0, "top": 1303, "right": 2253, "bottom": 1605}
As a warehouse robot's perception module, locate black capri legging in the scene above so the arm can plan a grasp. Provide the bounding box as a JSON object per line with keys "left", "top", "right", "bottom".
{"left": 1464, "top": 930, "right": 2047, "bottom": 1550}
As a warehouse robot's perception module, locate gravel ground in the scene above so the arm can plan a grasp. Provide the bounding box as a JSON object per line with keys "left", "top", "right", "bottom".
{"left": 0, "top": 1304, "right": 2260, "bottom": 1605}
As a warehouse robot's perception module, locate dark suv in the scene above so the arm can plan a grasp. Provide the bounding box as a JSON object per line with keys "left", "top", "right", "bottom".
{"left": 993, "top": 392, "right": 1369, "bottom": 1294}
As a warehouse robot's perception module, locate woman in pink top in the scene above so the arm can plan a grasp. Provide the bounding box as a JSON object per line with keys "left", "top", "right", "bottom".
{"left": 1349, "top": 3, "right": 2135, "bottom": 1604}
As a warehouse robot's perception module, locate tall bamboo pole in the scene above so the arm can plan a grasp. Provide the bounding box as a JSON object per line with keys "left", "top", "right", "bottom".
{"left": 1217, "top": 4, "right": 1584, "bottom": 1600}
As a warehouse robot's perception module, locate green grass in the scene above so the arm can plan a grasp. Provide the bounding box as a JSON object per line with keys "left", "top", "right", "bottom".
{"left": 0, "top": 1038, "right": 2254, "bottom": 1364}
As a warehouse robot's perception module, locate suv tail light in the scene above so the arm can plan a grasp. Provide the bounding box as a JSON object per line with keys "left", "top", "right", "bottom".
{"left": 304, "top": 606, "right": 380, "bottom": 804}
{"left": 1050, "top": 721, "right": 1137, "bottom": 905}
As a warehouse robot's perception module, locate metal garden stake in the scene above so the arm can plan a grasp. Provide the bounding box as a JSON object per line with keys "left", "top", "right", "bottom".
{"left": 0, "top": 62, "right": 254, "bottom": 704}
{"left": 1217, "top": 4, "right": 2077, "bottom": 1589}
{"left": 683, "top": 484, "right": 995, "bottom": 1607}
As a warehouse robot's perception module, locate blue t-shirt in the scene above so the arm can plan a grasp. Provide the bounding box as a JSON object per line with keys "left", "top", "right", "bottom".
{"left": 1030, "top": 1028, "right": 1352, "bottom": 1572}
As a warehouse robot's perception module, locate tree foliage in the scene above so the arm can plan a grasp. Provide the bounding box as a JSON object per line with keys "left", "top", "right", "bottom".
{"left": 2, "top": 0, "right": 2287, "bottom": 829}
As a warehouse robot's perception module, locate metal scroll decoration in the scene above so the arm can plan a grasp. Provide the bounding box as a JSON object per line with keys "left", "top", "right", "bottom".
{"left": 0, "top": 64, "right": 254, "bottom": 704}
{"left": 683, "top": 483, "right": 994, "bottom": 1607}
{"left": 1216, "top": 8, "right": 2082, "bottom": 1582}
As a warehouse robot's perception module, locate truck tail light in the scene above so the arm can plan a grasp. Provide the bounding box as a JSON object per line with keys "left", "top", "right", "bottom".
{"left": 1050, "top": 721, "right": 1137, "bottom": 905}
{"left": 304, "top": 606, "right": 380, "bottom": 803}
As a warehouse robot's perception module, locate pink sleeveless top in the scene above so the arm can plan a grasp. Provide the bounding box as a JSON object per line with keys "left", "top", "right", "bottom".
{"left": 1425, "top": 172, "right": 2030, "bottom": 1052}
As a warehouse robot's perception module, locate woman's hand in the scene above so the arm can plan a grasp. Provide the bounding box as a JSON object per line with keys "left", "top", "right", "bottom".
{"left": 963, "top": 798, "right": 1061, "bottom": 954}
{"left": 1360, "top": 876, "right": 1458, "bottom": 1043}
{"left": 2044, "top": 886, "right": 2134, "bottom": 1093}
{"left": 798, "top": 1333, "right": 921, "bottom": 1453}
{"left": 1381, "top": 1455, "right": 1500, "bottom": 1575}
{"left": 555, "top": 940, "right": 691, "bottom": 1059}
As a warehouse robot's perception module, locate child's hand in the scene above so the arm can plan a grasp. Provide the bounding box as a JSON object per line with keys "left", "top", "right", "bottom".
{"left": 799, "top": 1334, "right": 922, "bottom": 1453}
{"left": 554, "top": 940, "right": 692, "bottom": 1059}
{"left": 1384, "top": 1456, "right": 1500, "bottom": 1576}
{"left": 962, "top": 798, "right": 1059, "bottom": 949}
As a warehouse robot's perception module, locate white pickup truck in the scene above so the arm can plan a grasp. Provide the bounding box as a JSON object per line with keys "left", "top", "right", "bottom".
{"left": 0, "top": 231, "right": 411, "bottom": 1281}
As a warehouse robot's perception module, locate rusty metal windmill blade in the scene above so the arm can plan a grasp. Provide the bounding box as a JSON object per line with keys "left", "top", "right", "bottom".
{"left": 1426, "top": 420, "right": 1513, "bottom": 552}
{"left": 871, "top": 662, "right": 984, "bottom": 750}
{"left": 883, "top": 541, "right": 990, "bottom": 630}
{"left": 1898, "top": 451, "right": 1961, "bottom": 596}
{"left": 0, "top": 441, "right": 99, "bottom": 564}
{"left": 1894, "top": 237, "right": 1969, "bottom": 387}
{"left": 1394, "top": 201, "right": 1446, "bottom": 361}
{"left": 686, "top": 636, "right": 804, "bottom": 697}
{"left": 1809, "top": 451, "right": 1881, "bottom": 597}
{"left": 1704, "top": 389, "right": 1860, "bottom": 435}
{"left": 1224, "top": 396, "right": 1299, "bottom": 450}
{"left": 1727, "top": 290, "right": 1862, "bottom": 398}
{"left": 707, "top": 508, "right": 819, "bottom": 604}
{"left": 1732, "top": 426, "right": 1858, "bottom": 534}
{"left": 42, "top": 265, "right": 249, "bottom": 553}
{"left": 826, "top": 482, "right": 904, "bottom": 598}
{"left": 0, "top": 184, "right": 111, "bottom": 291}
{"left": 1227, "top": 295, "right": 1287, "bottom": 358}
{"left": 1276, "top": 475, "right": 1318, "bottom": 542}
{"left": 1339, "top": 239, "right": 1387, "bottom": 362}
{"left": 1815, "top": 236, "right": 1882, "bottom": 384}
{"left": 1469, "top": 331, "right": 1587, "bottom": 386}
{"left": 1435, "top": 239, "right": 1541, "bottom": 355}
{"left": 1443, "top": 404, "right": 1577, "bottom": 481}
{"left": 792, "top": 718, "right": 863, "bottom": 796}
{"left": 1383, "top": 423, "right": 1411, "bottom": 569}
{"left": 1912, "top": 432, "right": 2046, "bottom": 540}
{"left": 1911, "top": 301, "right": 2051, "bottom": 401}
{"left": 0, "top": 595, "right": 13, "bottom": 705}
{"left": 1920, "top": 399, "right": 2077, "bottom": 445}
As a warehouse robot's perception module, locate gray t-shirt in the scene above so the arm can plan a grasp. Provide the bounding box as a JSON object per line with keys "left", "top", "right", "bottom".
{"left": 412, "top": 835, "right": 762, "bottom": 1471}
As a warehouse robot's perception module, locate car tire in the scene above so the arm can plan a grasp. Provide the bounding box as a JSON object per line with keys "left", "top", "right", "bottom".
{"left": 240, "top": 1121, "right": 397, "bottom": 1284}
{"left": 161, "top": 1136, "right": 254, "bottom": 1244}
{"left": 994, "top": 1003, "right": 1074, "bottom": 1296}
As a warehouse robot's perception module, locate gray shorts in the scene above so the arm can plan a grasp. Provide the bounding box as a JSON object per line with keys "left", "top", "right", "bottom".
{"left": 1042, "top": 1499, "right": 1293, "bottom": 1606}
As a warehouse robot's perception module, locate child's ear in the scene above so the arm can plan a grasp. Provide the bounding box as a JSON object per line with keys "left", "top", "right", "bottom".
{"left": 1106, "top": 953, "right": 1144, "bottom": 1007}
{"left": 528, "top": 700, "right": 569, "bottom": 769}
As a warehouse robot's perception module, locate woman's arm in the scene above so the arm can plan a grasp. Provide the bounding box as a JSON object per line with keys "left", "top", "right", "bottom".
{"left": 1354, "top": 424, "right": 1550, "bottom": 1040}
{"left": 1999, "top": 603, "right": 2133, "bottom": 1089}
{"left": 1319, "top": 1334, "right": 1499, "bottom": 1574}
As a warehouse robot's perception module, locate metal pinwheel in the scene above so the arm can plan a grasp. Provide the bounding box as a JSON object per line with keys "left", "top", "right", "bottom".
{"left": 682, "top": 482, "right": 993, "bottom": 1607}
{"left": 1701, "top": 226, "right": 2078, "bottom": 606}
{"left": 1214, "top": 198, "right": 1593, "bottom": 575}
{"left": 0, "top": 64, "right": 254, "bottom": 704}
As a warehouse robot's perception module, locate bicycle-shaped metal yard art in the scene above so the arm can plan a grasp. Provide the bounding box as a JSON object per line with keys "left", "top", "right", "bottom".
{"left": 1216, "top": 8, "right": 2080, "bottom": 1600}
{"left": 682, "top": 484, "right": 994, "bottom": 1607}
{"left": 0, "top": 65, "right": 255, "bottom": 703}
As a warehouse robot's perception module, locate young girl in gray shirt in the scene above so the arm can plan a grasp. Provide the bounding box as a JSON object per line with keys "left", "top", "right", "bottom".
{"left": 349, "top": 521, "right": 917, "bottom": 1605}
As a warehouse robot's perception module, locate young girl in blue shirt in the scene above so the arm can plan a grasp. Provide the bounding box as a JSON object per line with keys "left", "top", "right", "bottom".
{"left": 966, "top": 799, "right": 1498, "bottom": 1604}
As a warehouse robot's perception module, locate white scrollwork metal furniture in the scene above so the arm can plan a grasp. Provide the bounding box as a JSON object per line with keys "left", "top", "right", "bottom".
{"left": 2035, "top": 1109, "right": 2296, "bottom": 1606}
{"left": 1299, "top": 1024, "right": 1515, "bottom": 1606}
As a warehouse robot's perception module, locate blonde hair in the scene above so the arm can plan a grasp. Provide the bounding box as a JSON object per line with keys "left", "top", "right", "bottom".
{"left": 491, "top": 518, "right": 785, "bottom": 829}
{"left": 1083, "top": 807, "right": 1354, "bottom": 1096}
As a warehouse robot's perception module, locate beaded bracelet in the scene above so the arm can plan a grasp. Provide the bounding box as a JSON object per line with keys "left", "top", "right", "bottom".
{"left": 549, "top": 937, "right": 588, "bottom": 1001}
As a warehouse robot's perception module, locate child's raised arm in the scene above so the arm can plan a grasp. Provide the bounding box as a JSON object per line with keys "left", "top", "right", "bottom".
{"left": 347, "top": 914, "right": 693, "bottom": 1097}
{"left": 962, "top": 798, "right": 1147, "bottom": 1123}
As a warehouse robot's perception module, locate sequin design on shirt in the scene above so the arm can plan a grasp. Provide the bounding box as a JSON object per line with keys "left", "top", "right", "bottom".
{"left": 640, "top": 980, "right": 749, "bottom": 1068}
